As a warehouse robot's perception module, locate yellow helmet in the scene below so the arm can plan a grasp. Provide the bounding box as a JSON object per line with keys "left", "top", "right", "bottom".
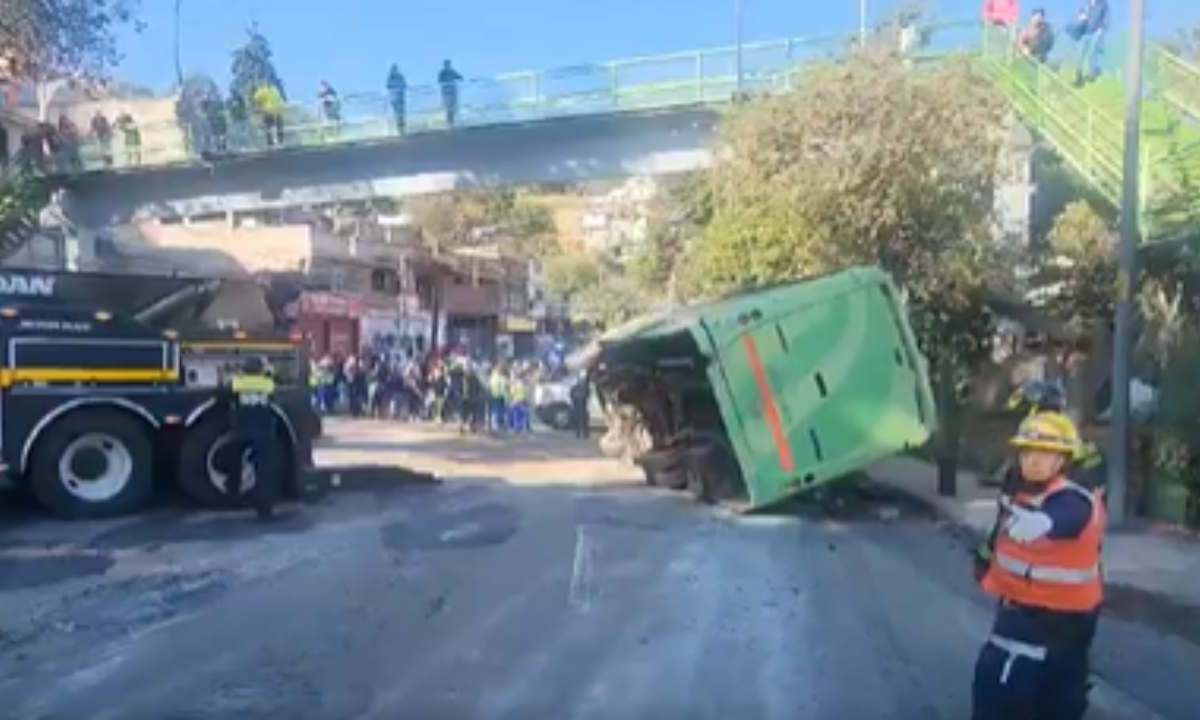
{"left": 1011, "top": 412, "right": 1081, "bottom": 457}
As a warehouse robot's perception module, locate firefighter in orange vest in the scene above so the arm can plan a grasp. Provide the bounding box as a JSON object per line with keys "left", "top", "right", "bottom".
{"left": 972, "top": 412, "right": 1106, "bottom": 720}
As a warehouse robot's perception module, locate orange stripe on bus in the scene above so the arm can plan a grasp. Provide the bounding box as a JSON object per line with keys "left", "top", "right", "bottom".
{"left": 741, "top": 334, "right": 796, "bottom": 473}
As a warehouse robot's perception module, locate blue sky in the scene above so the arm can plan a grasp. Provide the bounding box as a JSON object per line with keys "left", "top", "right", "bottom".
{"left": 116, "top": 1, "right": 1200, "bottom": 101}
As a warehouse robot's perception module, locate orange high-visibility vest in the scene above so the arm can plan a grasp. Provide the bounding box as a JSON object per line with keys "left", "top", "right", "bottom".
{"left": 981, "top": 477, "right": 1105, "bottom": 613}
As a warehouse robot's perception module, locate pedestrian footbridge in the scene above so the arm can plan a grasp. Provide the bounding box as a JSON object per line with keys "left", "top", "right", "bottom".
{"left": 44, "top": 21, "right": 1200, "bottom": 243}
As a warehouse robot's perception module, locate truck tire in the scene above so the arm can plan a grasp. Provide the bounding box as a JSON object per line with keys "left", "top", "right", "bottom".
{"left": 179, "top": 415, "right": 297, "bottom": 507}
{"left": 29, "top": 409, "right": 155, "bottom": 519}
{"left": 178, "top": 416, "right": 254, "bottom": 509}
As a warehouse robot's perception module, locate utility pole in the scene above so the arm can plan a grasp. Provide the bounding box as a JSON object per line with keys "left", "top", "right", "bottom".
{"left": 735, "top": 0, "right": 745, "bottom": 99}
{"left": 860, "top": 0, "right": 868, "bottom": 45}
{"left": 174, "top": 0, "right": 184, "bottom": 87}
{"left": 1109, "top": 0, "right": 1147, "bottom": 527}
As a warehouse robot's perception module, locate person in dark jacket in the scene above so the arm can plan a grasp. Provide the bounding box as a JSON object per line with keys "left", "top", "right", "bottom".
{"left": 1071, "top": 0, "right": 1108, "bottom": 86}
{"left": 90, "top": 110, "right": 114, "bottom": 167}
{"left": 437, "top": 60, "right": 463, "bottom": 127}
{"left": 570, "top": 371, "right": 591, "bottom": 439}
{"left": 387, "top": 65, "right": 407, "bottom": 134}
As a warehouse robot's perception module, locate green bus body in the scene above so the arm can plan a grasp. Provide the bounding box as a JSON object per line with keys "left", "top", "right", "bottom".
{"left": 592, "top": 266, "right": 937, "bottom": 510}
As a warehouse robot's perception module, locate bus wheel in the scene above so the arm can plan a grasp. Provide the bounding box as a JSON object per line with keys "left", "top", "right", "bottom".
{"left": 30, "top": 409, "right": 154, "bottom": 519}
{"left": 179, "top": 416, "right": 254, "bottom": 509}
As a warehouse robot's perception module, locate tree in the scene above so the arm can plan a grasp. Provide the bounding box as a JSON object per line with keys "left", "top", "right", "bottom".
{"left": 685, "top": 47, "right": 1011, "bottom": 494}
{"left": 1041, "top": 200, "right": 1117, "bottom": 337}
{"left": 230, "top": 25, "right": 285, "bottom": 106}
{"left": 544, "top": 252, "right": 600, "bottom": 303}
{"left": 175, "top": 74, "right": 222, "bottom": 151}
{"left": 406, "top": 189, "right": 557, "bottom": 258}
{"left": 629, "top": 173, "right": 711, "bottom": 302}
{"left": 481, "top": 189, "right": 557, "bottom": 258}
{"left": 0, "top": 0, "right": 141, "bottom": 83}
{"left": 0, "top": 170, "right": 48, "bottom": 260}
{"left": 406, "top": 193, "right": 489, "bottom": 254}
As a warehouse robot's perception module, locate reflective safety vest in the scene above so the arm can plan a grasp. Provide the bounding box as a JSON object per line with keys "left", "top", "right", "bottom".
{"left": 489, "top": 373, "right": 508, "bottom": 400}
{"left": 232, "top": 373, "right": 276, "bottom": 406}
{"left": 509, "top": 379, "right": 528, "bottom": 404}
{"left": 981, "top": 477, "right": 1105, "bottom": 613}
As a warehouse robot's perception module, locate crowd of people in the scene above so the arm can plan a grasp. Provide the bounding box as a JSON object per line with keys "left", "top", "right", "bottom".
{"left": 985, "top": 0, "right": 1110, "bottom": 86}
{"left": 309, "top": 346, "right": 582, "bottom": 436}
{"left": 6, "top": 110, "right": 141, "bottom": 174}
{"left": 190, "top": 60, "right": 464, "bottom": 156}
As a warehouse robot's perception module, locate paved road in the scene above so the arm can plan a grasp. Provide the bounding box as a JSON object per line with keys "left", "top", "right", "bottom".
{"left": 0, "top": 421, "right": 1196, "bottom": 719}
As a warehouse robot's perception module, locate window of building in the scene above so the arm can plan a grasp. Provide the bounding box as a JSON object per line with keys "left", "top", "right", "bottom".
{"left": 370, "top": 268, "right": 401, "bottom": 295}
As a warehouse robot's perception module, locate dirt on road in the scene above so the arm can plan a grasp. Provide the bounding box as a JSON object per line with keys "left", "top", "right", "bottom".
{"left": 315, "top": 418, "right": 642, "bottom": 488}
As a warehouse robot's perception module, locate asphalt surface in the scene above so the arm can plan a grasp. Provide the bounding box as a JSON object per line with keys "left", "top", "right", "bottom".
{"left": 0, "top": 421, "right": 1197, "bottom": 719}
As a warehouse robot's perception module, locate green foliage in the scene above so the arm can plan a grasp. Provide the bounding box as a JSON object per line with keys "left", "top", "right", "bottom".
{"left": 484, "top": 190, "right": 557, "bottom": 258}
{"left": 0, "top": 171, "right": 49, "bottom": 259}
{"left": 230, "top": 26, "right": 286, "bottom": 105}
{"left": 687, "top": 48, "right": 1010, "bottom": 380}
{"left": 406, "top": 189, "right": 557, "bottom": 259}
{"left": 575, "top": 273, "right": 645, "bottom": 328}
{"left": 1043, "top": 200, "right": 1117, "bottom": 336}
{"left": 0, "top": 0, "right": 141, "bottom": 80}
{"left": 628, "top": 174, "right": 712, "bottom": 301}
{"left": 544, "top": 252, "right": 600, "bottom": 302}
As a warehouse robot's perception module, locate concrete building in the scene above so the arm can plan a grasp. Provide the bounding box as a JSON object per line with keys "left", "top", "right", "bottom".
{"left": 580, "top": 176, "right": 660, "bottom": 262}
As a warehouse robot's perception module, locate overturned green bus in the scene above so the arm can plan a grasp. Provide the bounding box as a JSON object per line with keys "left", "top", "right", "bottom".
{"left": 589, "top": 266, "right": 937, "bottom": 510}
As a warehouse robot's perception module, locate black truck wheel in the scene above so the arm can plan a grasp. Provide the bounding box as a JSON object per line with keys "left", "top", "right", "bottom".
{"left": 178, "top": 416, "right": 254, "bottom": 508}
{"left": 179, "top": 414, "right": 297, "bottom": 508}
{"left": 29, "top": 409, "right": 155, "bottom": 519}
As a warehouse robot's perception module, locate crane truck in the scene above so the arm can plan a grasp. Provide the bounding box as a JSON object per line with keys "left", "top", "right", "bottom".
{"left": 0, "top": 267, "right": 319, "bottom": 518}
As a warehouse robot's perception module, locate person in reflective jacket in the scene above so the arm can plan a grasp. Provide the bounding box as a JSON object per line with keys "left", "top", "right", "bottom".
{"left": 972, "top": 412, "right": 1106, "bottom": 720}
{"left": 229, "top": 356, "right": 280, "bottom": 520}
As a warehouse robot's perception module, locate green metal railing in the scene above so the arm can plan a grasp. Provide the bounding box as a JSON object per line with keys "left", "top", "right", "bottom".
{"left": 39, "top": 23, "right": 989, "bottom": 175}
{"left": 978, "top": 25, "right": 1129, "bottom": 205}
{"left": 1150, "top": 45, "right": 1200, "bottom": 120}
{"left": 978, "top": 24, "right": 1200, "bottom": 239}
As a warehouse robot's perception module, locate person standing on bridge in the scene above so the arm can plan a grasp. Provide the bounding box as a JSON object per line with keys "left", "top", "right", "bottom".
{"left": 1069, "top": 0, "right": 1108, "bottom": 87}
{"left": 319, "top": 81, "right": 341, "bottom": 127}
{"left": 114, "top": 113, "right": 141, "bottom": 167}
{"left": 387, "top": 65, "right": 407, "bottom": 134}
{"left": 253, "top": 82, "right": 286, "bottom": 148}
{"left": 971, "top": 412, "right": 1106, "bottom": 720}
{"left": 1018, "top": 9, "right": 1055, "bottom": 64}
{"left": 90, "top": 110, "right": 113, "bottom": 167}
{"left": 438, "top": 60, "right": 463, "bottom": 128}
{"left": 982, "top": 0, "right": 1019, "bottom": 28}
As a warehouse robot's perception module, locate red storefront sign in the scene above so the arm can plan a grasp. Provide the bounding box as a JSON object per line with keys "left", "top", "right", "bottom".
{"left": 298, "top": 291, "right": 366, "bottom": 318}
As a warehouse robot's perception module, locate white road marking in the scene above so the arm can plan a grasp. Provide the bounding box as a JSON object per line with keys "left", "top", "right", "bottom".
{"left": 568, "top": 526, "right": 595, "bottom": 613}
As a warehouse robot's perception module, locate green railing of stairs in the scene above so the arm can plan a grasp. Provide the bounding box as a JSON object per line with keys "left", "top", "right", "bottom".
{"left": 978, "top": 25, "right": 1200, "bottom": 241}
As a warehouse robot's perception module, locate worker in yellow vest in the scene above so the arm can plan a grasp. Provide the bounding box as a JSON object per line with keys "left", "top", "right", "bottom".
{"left": 488, "top": 365, "right": 509, "bottom": 432}
{"left": 508, "top": 371, "right": 531, "bottom": 433}
{"left": 972, "top": 412, "right": 1106, "bottom": 720}
{"left": 229, "top": 356, "right": 280, "bottom": 520}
